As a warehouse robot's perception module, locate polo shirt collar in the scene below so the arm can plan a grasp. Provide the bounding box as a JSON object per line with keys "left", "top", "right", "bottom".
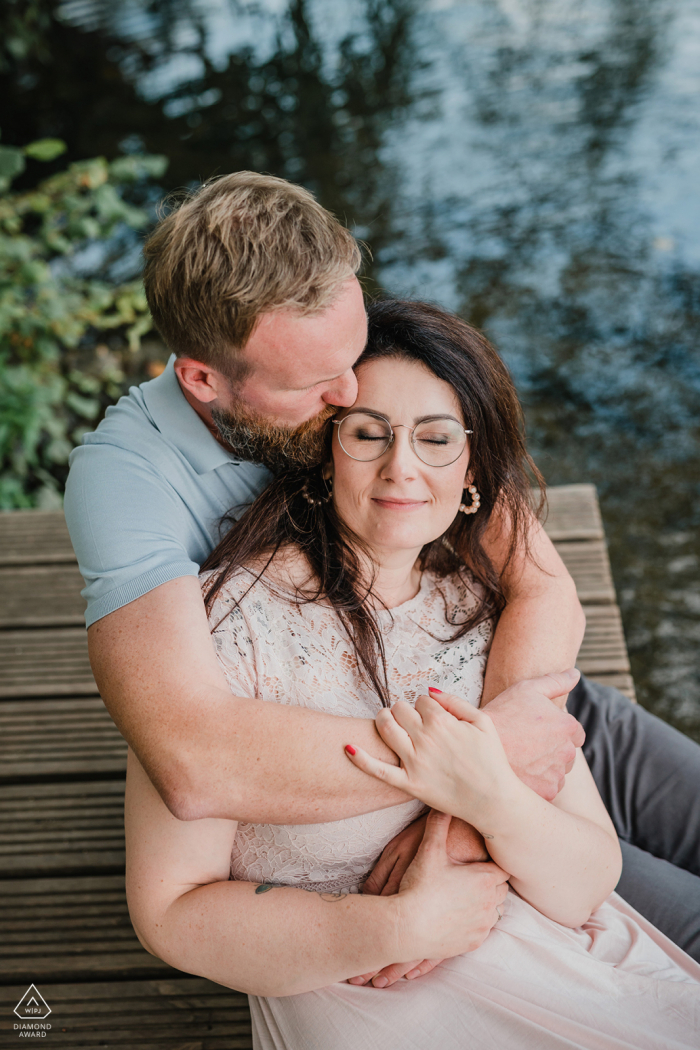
{"left": 141, "top": 356, "right": 240, "bottom": 474}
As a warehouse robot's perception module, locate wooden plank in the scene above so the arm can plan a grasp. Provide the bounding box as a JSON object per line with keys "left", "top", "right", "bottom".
{"left": 0, "top": 698, "right": 126, "bottom": 781}
{"left": 0, "top": 875, "right": 175, "bottom": 984}
{"left": 0, "top": 564, "right": 86, "bottom": 627}
{"left": 0, "top": 978, "right": 252, "bottom": 1048}
{"left": 0, "top": 629, "right": 96, "bottom": 698}
{"left": 0, "top": 781, "right": 126, "bottom": 877}
{"left": 553, "top": 540, "right": 616, "bottom": 604}
{"left": 577, "top": 605, "right": 631, "bottom": 675}
{"left": 542, "top": 484, "right": 604, "bottom": 541}
{"left": 0, "top": 511, "right": 75, "bottom": 566}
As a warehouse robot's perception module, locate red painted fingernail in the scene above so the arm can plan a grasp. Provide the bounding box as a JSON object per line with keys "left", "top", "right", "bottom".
{"left": 345, "top": 745, "right": 357, "bottom": 755}
{"left": 429, "top": 687, "right": 442, "bottom": 693}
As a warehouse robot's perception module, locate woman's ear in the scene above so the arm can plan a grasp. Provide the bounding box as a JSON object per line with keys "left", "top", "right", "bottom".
{"left": 322, "top": 462, "right": 333, "bottom": 481}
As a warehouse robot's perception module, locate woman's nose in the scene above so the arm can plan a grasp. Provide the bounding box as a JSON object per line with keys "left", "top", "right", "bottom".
{"left": 379, "top": 428, "right": 417, "bottom": 480}
{"left": 322, "top": 369, "right": 358, "bottom": 408}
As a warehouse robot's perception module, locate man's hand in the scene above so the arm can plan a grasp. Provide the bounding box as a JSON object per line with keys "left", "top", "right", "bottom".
{"left": 348, "top": 811, "right": 508, "bottom": 988}
{"left": 349, "top": 816, "right": 490, "bottom": 987}
{"left": 364, "top": 815, "right": 488, "bottom": 898}
{"left": 484, "top": 669, "right": 585, "bottom": 801}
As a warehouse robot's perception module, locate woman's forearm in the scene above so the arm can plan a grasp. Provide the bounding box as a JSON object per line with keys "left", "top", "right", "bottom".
{"left": 472, "top": 768, "right": 622, "bottom": 927}
{"left": 145, "top": 880, "right": 405, "bottom": 997}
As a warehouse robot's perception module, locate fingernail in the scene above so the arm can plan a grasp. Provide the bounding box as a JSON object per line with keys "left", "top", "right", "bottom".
{"left": 372, "top": 976, "right": 388, "bottom": 988}
{"left": 345, "top": 745, "right": 356, "bottom": 756}
{"left": 428, "top": 687, "right": 442, "bottom": 693}
{"left": 406, "top": 969, "right": 421, "bottom": 979}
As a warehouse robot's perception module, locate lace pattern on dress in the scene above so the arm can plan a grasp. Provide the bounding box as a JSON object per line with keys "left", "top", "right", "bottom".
{"left": 204, "top": 568, "right": 492, "bottom": 893}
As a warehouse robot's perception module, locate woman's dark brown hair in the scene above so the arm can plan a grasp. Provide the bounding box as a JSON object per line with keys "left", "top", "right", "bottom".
{"left": 202, "top": 299, "right": 544, "bottom": 706}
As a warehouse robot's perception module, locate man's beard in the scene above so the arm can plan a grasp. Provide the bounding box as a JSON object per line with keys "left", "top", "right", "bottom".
{"left": 211, "top": 402, "right": 336, "bottom": 474}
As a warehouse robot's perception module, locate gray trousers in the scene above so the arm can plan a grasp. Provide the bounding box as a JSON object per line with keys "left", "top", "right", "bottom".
{"left": 568, "top": 676, "right": 700, "bottom": 961}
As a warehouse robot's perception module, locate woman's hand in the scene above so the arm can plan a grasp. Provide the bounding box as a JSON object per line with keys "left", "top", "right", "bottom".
{"left": 345, "top": 689, "right": 519, "bottom": 828}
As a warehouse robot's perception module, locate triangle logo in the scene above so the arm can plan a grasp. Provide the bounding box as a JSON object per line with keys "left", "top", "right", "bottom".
{"left": 14, "top": 985, "right": 51, "bottom": 1020}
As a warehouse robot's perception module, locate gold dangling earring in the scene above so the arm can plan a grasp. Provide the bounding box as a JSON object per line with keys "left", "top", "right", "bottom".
{"left": 302, "top": 476, "right": 332, "bottom": 506}
{"left": 459, "top": 484, "right": 481, "bottom": 515}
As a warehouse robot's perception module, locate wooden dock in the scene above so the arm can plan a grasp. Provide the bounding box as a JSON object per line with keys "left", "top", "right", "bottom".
{"left": 0, "top": 484, "right": 634, "bottom": 1046}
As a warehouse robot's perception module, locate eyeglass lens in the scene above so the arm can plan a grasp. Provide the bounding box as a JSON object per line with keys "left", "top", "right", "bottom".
{"left": 336, "top": 413, "right": 467, "bottom": 466}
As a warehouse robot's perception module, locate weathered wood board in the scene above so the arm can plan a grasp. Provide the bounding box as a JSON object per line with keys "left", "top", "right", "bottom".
{"left": 0, "top": 564, "right": 86, "bottom": 627}
{"left": 0, "top": 628, "right": 98, "bottom": 698}
{"left": 0, "top": 875, "right": 173, "bottom": 985}
{"left": 541, "top": 483, "right": 604, "bottom": 541}
{"left": 0, "top": 510, "right": 76, "bottom": 566}
{"left": 0, "top": 781, "right": 126, "bottom": 878}
{"left": 0, "top": 978, "right": 252, "bottom": 1048}
{"left": 0, "top": 698, "right": 126, "bottom": 782}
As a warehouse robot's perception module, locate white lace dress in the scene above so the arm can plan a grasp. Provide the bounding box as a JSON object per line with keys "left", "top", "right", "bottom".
{"left": 207, "top": 568, "right": 700, "bottom": 1050}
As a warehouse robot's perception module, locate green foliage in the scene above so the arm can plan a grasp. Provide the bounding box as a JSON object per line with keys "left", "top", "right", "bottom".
{"left": 0, "top": 136, "right": 168, "bottom": 508}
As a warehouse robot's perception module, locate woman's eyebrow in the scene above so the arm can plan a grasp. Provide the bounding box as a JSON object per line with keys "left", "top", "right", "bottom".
{"left": 343, "top": 408, "right": 463, "bottom": 425}
{"left": 413, "top": 414, "right": 463, "bottom": 425}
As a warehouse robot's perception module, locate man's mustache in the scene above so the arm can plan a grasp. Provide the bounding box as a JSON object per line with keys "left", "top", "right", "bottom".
{"left": 211, "top": 403, "right": 336, "bottom": 474}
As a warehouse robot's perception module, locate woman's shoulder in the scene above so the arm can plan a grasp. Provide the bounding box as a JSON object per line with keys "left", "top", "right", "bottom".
{"left": 200, "top": 548, "right": 316, "bottom": 613}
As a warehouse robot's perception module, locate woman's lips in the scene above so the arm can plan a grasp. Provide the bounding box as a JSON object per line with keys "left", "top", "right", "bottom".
{"left": 371, "top": 498, "right": 427, "bottom": 511}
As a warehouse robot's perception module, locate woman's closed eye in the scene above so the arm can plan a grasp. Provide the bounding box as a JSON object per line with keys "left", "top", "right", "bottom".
{"left": 417, "top": 432, "right": 451, "bottom": 446}
{"left": 415, "top": 428, "right": 460, "bottom": 447}
{"left": 348, "top": 421, "right": 389, "bottom": 442}
{"left": 356, "top": 431, "right": 388, "bottom": 443}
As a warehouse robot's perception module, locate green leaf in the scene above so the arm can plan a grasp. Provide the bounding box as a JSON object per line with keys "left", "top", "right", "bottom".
{"left": 24, "top": 139, "right": 68, "bottom": 163}
{"left": 109, "top": 154, "right": 169, "bottom": 181}
{"left": 0, "top": 146, "right": 25, "bottom": 181}
{"left": 65, "top": 392, "right": 101, "bottom": 419}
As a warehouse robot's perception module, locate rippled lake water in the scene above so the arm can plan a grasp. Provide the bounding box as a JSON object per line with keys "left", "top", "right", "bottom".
{"left": 4, "top": 0, "right": 699, "bottom": 735}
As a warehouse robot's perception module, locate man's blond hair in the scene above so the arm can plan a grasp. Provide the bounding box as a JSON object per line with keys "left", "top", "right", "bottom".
{"left": 143, "top": 172, "right": 362, "bottom": 373}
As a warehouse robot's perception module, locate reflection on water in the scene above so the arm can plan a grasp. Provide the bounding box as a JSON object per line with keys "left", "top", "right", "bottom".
{"left": 2, "top": 0, "right": 699, "bottom": 735}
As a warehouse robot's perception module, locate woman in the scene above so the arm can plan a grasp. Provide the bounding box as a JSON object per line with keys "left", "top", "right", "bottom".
{"left": 126, "top": 300, "right": 700, "bottom": 1049}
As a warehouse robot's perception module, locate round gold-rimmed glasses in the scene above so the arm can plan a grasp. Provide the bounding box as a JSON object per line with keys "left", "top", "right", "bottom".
{"left": 332, "top": 411, "right": 472, "bottom": 467}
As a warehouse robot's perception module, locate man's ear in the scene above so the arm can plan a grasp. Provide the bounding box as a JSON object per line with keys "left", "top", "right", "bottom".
{"left": 174, "top": 358, "right": 230, "bottom": 404}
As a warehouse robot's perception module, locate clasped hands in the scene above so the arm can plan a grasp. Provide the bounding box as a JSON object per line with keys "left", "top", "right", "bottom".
{"left": 345, "top": 669, "right": 585, "bottom": 988}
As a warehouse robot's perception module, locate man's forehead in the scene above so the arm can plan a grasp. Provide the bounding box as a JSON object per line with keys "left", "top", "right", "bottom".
{"left": 242, "top": 286, "right": 367, "bottom": 386}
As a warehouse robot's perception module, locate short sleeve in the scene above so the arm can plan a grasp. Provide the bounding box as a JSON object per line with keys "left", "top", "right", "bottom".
{"left": 65, "top": 442, "right": 201, "bottom": 627}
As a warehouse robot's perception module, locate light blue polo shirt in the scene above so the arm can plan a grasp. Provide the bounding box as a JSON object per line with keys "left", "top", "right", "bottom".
{"left": 64, "top": 357, "right": 272, "bottom": 627}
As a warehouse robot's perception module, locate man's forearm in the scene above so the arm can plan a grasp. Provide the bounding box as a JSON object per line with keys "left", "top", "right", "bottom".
{"left": 118, "top": 684, "right": 409, "bottom": 823}
{"left": 89, "top": 577, "right": 409, "bottom": 824}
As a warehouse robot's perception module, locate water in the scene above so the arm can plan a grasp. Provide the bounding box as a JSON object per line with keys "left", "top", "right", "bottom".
{"left": 3, "top": 0, "right": 699, "bottom": 736}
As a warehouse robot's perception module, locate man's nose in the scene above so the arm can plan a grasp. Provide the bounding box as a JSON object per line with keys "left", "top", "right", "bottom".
{"left": 322, "top": 369, "right": 358, "bottom": 408}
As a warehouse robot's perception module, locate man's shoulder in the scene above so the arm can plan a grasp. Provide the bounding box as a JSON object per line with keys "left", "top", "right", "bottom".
{"left": 70, "top": 381, "right": 170, "bottom": 467}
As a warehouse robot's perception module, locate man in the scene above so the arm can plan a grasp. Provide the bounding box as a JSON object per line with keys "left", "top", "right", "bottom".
{"left": 65, "top": 172, "right": 700, "bottom": 974}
